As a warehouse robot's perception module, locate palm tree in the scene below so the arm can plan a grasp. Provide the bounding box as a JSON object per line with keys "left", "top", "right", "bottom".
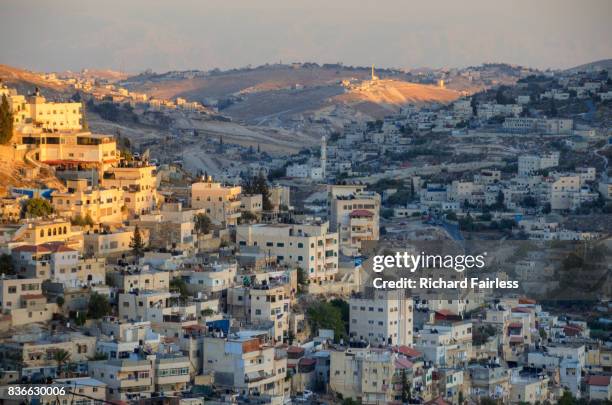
{"left": 52, "top": 349, "right": 71, "bottom": 378}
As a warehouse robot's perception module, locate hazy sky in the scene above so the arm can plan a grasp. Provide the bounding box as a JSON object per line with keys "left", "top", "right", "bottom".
{"left": 1, "top": 0, "right": 610, "bottom": 73}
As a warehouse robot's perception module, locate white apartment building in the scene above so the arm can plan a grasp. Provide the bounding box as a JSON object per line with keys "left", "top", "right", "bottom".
{"left": 329, "top": 186, "right": 380, "bottom": 256}
{"left": 349, "top": 289, "right": 413, "bottom": 346}
{"left": 518, "top": 153, "right": 560, "bottom": 176}
{"left": 202, "top": 336, "right": 288, "bottom": 397}
{"left": 236, "top": 222, "right": 338, "bottom": 282}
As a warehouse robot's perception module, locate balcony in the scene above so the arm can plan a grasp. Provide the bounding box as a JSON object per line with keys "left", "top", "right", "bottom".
{"left": 119, "top": 376, "right": 153, "bottom": 388}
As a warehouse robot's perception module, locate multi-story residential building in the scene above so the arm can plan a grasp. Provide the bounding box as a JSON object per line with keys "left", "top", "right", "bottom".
{"left": 467, "top": 364, "right": 510, "bottom": 402}
{"left": 109, "top": 267, "right": 170, "bottom": 292}
{"left": 136, "top": 207, "right": 196, "bottom": 251}
{"left": 118, "top": 290, "right": 176, "bottom": 322}
{"left": 0, "top": 276, "right": 58, "bottom": 327}
{"left": 349, "top": 289, "right": 413, "bottom": 347}
{"left": 587, "top": 375, "right": 612, "bottom": 401}
{"left": 0, "top": 332, "right": 96, "bottom": 378}
{"left": 518, "top": 153, "right": 560, "bottom": 176}
{"left": 11, "top": 242, "right": 105, "bottom": 287}
{"left": 52, "top": 179, "right": 125, "bottom": 224}
{"left": 89, "top": 358, "right": 154, "bottom": 402}
{"left": 101, "top": 162, "right": 160, "bottom": 217}
{"left": 330, "top": 346, "right": 413, "bottom": 404}
{"left": 181, "top": 261, "right": 238, "bottom": 298}
{"left": 20, "top": 129, "right": 119, "bottom": 169}
{"left": 249, "top": 284, "right": 291, "bottom": 343}
{"left": 236, "top": 221, "right": 338, "bottom": 282}
{"left": 329, "top": 185, "right": 380, "bottom": 256}
{"left": 96, "top": 318, "right": 162, "bottom": 360}
{"left": 9, "top": 218, "right": 83, "bottom": 251}
{"left": 509, "top": 373, "right": 549, "bottom": 404}
{"left": 15, "top": 88, "right": 82, "bottom": 131}
{"left": 240, "top": 194, "right": 263, "bottom": 215}
{"left": 190, "top": 180, "right": 241, "bottom": 226}
{"left": 84, "top": 226, "right": 149, "bottom": 258}
{"left": 269, "top": 185, "right": 291, "bottom": 212}
{"left": 503, "top": 118, "right": 573, "bottom": 134}
{"left": 154, "top": 354, "right": 191, "bottom": 394}
{"left": 416, "top": 321, "right": 473, "bottom": 367}
{"left": 202, "top": 335, "right": 288, "bottom": 397}
{"left": 549, "top": 176, "right": 581, "bottom": 210}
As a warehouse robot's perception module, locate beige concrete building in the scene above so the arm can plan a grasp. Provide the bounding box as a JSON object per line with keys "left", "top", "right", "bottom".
{"left": 330, "top": 346, "right": 411, "bottom": 404}
{"left": 240, "top": 194, "right": 263, "bottom": 215}
{"left": 89, "top": 358, "right": 154, "bottom": 401}
{"left": 236, "top": 222, "right": 338, "bottom": 282}
{"left": 11, "top": 242, "right": 105, "bottom": 287}
{"left": 190, "top": 180, "right": 242, "bottom": 226}
{"left": 249, "top": 284, "right": 291, "bottom": 343}
{"left": 0, "top": 332, "right": 96, "bottom": 378}
{"left": 101, "top": 162, "right": 160, "bottom": 217}
{"left": 52, "top": 179, "right": 125, "bottom": 224}
{"left": 9, "top": 218, "right": 83, "bottom": 251}
{"left": 83, "top": 226, "right": 149, "bottom": 258}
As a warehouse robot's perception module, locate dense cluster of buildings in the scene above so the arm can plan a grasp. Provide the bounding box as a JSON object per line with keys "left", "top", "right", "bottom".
{"left": 0, "top": 61, "right": 610, "bottom": 405}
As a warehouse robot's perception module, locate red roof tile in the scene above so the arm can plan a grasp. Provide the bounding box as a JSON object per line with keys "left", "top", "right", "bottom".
{"left": 587, "top": 375, "right": 611, "bottom": 386}
{"left": 12, "top": 245, "right": 51, "bottom": 253}
{"left": 349, "top": 209, "right": 374, "bottom": 218}
{"left": 395, "top": 345, "right": 422, "bottom": 358}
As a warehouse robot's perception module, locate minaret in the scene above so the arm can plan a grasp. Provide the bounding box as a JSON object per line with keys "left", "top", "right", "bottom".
{"left": 320, "top": 135, "right": 327, "bottom": 178}
{"left": 371, "top": 64, "right": 375, "bottom": 81}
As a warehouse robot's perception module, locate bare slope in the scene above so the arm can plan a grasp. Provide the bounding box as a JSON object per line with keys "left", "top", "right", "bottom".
{"left": 0, "top": 64, "right": 70, "bottom": 95}
{"left": 336, "top": 79, "right": 461, "bottom": 111}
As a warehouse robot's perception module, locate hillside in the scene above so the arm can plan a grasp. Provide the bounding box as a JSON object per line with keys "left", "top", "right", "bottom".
{"left": 336, "top": 79, "right": 461, "bottom": 111}
{"left": 0, "top": 146, "right": 65, "bottom": 196}
{"left": 0, "top": 64, "right": 71, "bottom": 96}
{"left": 566, "top": 59, "right": 612, "bottom": 73}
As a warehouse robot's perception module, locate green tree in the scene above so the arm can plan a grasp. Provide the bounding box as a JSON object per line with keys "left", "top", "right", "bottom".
{"left": 24, "top": 198, "right": 54, "bottom": 218}
{"left": 129, "top": 225, "right": 145, "bottom": 257}
{"left": 53, "top": 349, "right": 71, "bottom": 378}
{"left": 557, "top": 390, "right": 577, "bottom": 405}
{"left": 242, "top": 172, "right": 272, "bottom": 211}
{"left": 87, "top": 293, "right": 111, "bottom": 319}
{"left": 194, "top": 213, "right": 212, "bottom": 234}
{"left": 306, "top": 301, "right": 347, "bottom": 342}
{"left": 239, "top": 210, "right": 257, "bottom": 224}
{"left": 170, "top": 277, "right": 190, "bottom": 300}
{"left": 56, "top": 296, "right": 65, "bottom": 308}
{"left": 401, "top": 369, "right": 411, "bottom": 403}
{"left": 0, "top": 95, "right": 13, "bottom": 144}
{"left": 0, "top": 253, "right": 14, "bottom": 275}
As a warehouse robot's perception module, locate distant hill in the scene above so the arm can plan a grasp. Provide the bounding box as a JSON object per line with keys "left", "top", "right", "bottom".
{"left": 0, "top": 64, "right": 71, "bottom": 97}
{"left": 565, "top": 59, "right": 612, "bottom": 73}
{"left": 336, "top": 79, "right": 461, "bottom": 111}
{"left": 122, "top": 64, "right": 462, "bottom": 123}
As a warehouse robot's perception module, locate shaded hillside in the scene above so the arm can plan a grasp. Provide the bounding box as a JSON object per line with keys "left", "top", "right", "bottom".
{"left": 566, "top": 59, "right": 612, "bottom": 73}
